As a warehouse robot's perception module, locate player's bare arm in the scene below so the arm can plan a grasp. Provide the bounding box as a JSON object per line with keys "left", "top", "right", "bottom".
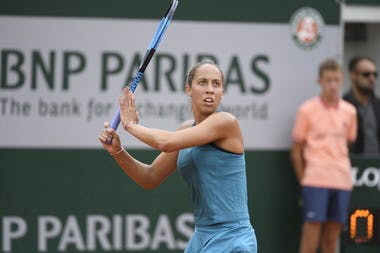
{"left": 125, "top": 111, "right": 243, "bottom": 153}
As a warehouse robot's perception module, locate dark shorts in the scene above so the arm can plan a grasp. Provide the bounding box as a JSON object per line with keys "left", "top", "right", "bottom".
{"left": 301, "top": 186, "right": 352, "bottom": 224}
{"left": 185, "top": 219, "right": 257, "bottom": 253}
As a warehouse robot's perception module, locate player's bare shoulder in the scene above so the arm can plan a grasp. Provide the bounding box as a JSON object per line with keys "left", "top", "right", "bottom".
{"left": 212, "top": 111, "right": 240, "bottom": 127}
{"left": 203, "top": 111, "right": 242, "bottom": 138}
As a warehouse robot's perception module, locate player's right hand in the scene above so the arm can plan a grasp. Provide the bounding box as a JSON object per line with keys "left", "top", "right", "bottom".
{"left": 98, "top": 121, "right": 123, "bottom": 154}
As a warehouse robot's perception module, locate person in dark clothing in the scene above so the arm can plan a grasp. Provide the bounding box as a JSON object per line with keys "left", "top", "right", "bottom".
{"left": 343, "top": 56, "right": 380, "bottom": 155}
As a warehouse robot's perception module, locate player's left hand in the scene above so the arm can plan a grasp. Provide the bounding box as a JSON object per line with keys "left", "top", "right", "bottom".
{"left": 119, "top": 87, "right": 139, "bottom": 130}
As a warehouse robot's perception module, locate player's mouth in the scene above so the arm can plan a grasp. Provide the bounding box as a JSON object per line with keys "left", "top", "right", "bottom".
{"left": 203, "top": 97, "right": 214, "bottom": 104}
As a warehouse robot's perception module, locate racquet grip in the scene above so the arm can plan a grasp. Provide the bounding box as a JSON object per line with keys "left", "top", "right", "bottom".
{"left": 110, "top": 108, "right": 121, "bottom": 130}
{"left": 104, "top": 108, "right": 121, "bottom": 144}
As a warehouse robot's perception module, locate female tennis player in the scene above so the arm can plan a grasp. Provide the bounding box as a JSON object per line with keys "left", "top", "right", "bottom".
{"left": 99, "top": 60, "right": 257, "bottom": 252}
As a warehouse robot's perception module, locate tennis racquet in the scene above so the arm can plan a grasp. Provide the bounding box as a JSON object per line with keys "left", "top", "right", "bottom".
{"left": 109, "top": 0, "right": 179, "bottom": 132}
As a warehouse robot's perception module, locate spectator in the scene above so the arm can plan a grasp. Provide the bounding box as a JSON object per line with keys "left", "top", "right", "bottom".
{"left": 343, "top": 56, "right": 380, "bottom": 154}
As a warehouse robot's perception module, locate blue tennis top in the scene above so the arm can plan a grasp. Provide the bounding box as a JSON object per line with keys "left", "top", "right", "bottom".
{"left": 177, "top": 143, "right": 250, "bottom": 226}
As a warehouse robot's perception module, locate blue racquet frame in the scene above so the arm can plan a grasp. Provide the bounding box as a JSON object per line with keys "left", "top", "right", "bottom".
{"left": 109, "top": 0, "right": 179, "bottom": 131}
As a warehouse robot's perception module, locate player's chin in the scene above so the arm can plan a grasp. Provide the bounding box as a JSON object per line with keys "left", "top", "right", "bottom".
{"left": 201, "top": 106, "right": 217, "bottom": 115}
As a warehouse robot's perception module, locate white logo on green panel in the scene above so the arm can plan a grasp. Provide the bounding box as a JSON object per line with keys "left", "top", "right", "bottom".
{"left": 290, "top": 7, "right": 325, "bottom": 50}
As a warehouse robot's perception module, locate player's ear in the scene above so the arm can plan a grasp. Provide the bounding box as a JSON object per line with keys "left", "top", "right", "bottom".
{"left": 185, "top": 84, "right": 191, "bottom": 96}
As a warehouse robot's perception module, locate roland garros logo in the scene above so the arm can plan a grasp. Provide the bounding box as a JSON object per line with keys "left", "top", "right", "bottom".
{"left": 290, "top": 7, "right": 325, "bottom": 50}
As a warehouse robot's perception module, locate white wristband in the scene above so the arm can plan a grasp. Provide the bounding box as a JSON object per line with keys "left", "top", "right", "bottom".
{"left": 109, "top": 147, "right": 124, "bottom": 156}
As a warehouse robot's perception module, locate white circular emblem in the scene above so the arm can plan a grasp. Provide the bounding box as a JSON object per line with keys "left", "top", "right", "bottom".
{"left": 290, "top": 7, "right": 325, "bottom": 50}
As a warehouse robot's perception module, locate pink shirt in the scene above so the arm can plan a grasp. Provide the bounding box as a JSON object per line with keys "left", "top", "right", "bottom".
{"left": 292, "top": 97, "right": 357, "bottom": 190}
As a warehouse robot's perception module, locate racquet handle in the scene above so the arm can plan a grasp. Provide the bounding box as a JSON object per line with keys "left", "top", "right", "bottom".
{"left": 110, "top": 108, "right": 122, "bottom": 130}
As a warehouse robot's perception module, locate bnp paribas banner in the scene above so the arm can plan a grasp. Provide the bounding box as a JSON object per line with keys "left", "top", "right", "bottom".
{"left": 0, "top": 0, "right": 342, "bottom": 150}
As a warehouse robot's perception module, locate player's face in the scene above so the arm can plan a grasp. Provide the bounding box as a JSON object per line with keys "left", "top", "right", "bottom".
{"left": 319, "top": 69, "right": 343, "bottom": 99}
{"left": 351, "top": 59, "right": 378, "bottom": 94}
{"left": 186, "top": 64, "right": 224, "bottom": 116}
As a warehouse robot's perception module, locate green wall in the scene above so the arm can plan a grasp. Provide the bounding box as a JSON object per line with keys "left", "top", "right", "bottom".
{"left": 0, "top": 0, "right": 340, "bottom": 24}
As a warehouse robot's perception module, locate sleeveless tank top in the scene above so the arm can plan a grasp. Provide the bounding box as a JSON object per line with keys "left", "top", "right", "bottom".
{"left": 177, "top": 144, "right": 250, "bottom": 226}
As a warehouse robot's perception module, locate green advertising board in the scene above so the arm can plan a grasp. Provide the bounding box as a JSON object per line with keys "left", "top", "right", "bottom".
{"left": 2, "top": 150, "right": 380, "bottom": 252}
{"left": 1, "top": 149, "right": 302, "bottom": 252}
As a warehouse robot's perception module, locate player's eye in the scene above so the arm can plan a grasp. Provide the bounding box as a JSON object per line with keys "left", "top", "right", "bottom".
{"left": 213, "top": 81, "right": 221, "bottom": 87}
{"left": 198, "top": 79, "right": 207, "bottom": 86}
